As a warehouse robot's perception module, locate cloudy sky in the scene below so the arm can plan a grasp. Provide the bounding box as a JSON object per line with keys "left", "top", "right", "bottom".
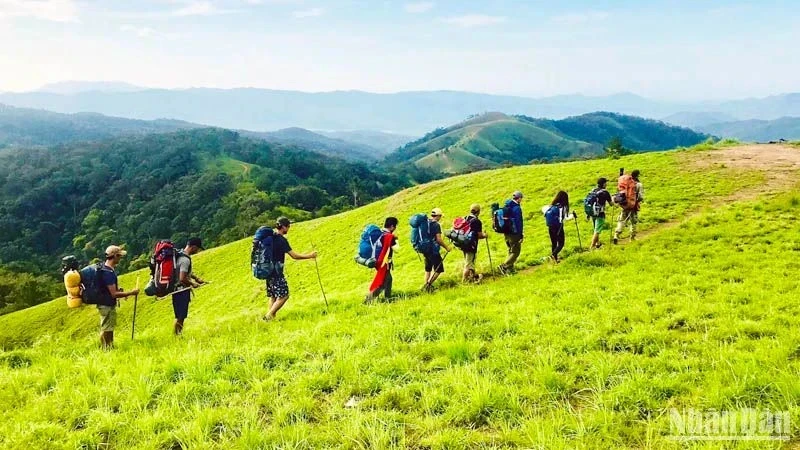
{"left": 0, "top": 0, "right": 798, "bottom": 100}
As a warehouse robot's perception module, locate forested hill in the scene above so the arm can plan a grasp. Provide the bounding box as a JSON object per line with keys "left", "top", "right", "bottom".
{"left": 0, "top": 103, "right": 198, "bottom": 147}
{"left": 0, "top": 128, "right": 434, "bottom": 314}
{"left": 387, "top": 111, "right": 708, "bottom": 173}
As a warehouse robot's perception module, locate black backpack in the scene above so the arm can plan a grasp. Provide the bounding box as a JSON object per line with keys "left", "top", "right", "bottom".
{"left": 251, "top": 226, "right": 283, "bottom": 279}
{"left": 79, "top": 263, "right": 112, "bottom": 305}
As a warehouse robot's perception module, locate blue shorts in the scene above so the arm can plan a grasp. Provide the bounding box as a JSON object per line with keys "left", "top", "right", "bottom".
{"left": 172, "top": 289, "right": 191, "bottom": 320}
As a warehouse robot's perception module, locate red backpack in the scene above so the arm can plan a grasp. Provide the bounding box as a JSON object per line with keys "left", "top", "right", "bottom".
{"left": 149, "top": 240, "right": 180, "bottom": 297}
{"left": 616, "top": 175, "right": 638, "bottom": 209}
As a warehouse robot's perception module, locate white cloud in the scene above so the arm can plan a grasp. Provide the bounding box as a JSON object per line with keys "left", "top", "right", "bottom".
{"left": 441, "top": 14, "right": 506, "bottom": 28}
{"left": 0, "top": 0, "right": 78, "bottom": 22}
{"left": 551, "top": 11, "right": 609, "bottom": 26}
{"left": 404, "top": 2, "right": 434, "bottom": 14}
{"left": 292, "top": 7, "right": 324, "bottom": 18}
{"left": 120, "top": 24, "right": 181, "bottom": 39}
{"left": 172, "top": 1, "right": 236, "bottom": 16}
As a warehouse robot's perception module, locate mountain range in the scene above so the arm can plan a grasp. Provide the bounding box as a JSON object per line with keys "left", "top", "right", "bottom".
{"left": 697, "top": 117, "right": 800, "bottom": 142}
{"left": 390, "top": 112, "right": 709, "bottom": 173}
{"left": 3, "top": 85, "right": 800, "bottom": 134}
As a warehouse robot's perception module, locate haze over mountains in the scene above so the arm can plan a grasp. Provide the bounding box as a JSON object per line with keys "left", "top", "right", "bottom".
{"left": 2, "top": 84, "right": 800, "bottom": 134}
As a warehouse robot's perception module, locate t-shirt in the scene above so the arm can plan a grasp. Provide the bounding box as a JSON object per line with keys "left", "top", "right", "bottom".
{"left": 469, "top": 216, "right": 483, "bottom": 235}
{"left": 272, "top": 234, "right": 292, "bottom": 264}
{"left": 428, "top": 220, "right": 443, "bottom": 252}
{"left": 176, "top": 253, "right": 192, "bottom": 276}
{"left": 596, "top": 189, "right": 613, "bottom": 218}
{"left": 101, "top": 264, "right": 118, "bottom": 289}
{"left": 100, "top": 264, "right": 118, "bottom": 306}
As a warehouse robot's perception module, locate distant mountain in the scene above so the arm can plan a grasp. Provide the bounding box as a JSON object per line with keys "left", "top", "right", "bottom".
{"left": 36, "top": 81, "right": 146, "bottom": 94}
{"left": 698, "top": 117, "right": 800, "bottom": 141}
{"left": 389, "top": 112, "right": 709, "bottom": 173}
{"left": 0, "top": 103, "right": 199, "bottom": 147}
{"left": 662, "top": 111, "right": 739, "bottom": 128}
{"left": 316, "top": 130, "right": 416, "bottom": 153}
{"left": 243, "top": 127, "right": 382, "bottom": 161}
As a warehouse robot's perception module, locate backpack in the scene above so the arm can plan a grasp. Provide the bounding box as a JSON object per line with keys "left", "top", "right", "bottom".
{"left": 583, "top": 188, "right": 604, "bottom": 218}
{"left": 61, "top": 255, "right": 83, "bottom": 308}
{"left": 251, "top": 226, "right": 283, "bottom": 280}
{"left": 355, "top": 224, "right": 383, "bottom": 268}
{"left": 147, "top": 240, "right": 182, "bottom": 297}
{"left": 616, "top": 175, "right": 637, "bottom": 209}
{"left": 446, "top": 216, "right": 477, "bottom": 251}
{"left": 409, "top": 213, "right": 437, "bottom": 255}
{"left": 544, "top": 205, "right": 561, "bottom": 227}
{"left": 79, "top": 262, "right": 112, "bottom": 305}
{"left": 491, "top": 202, "right": 513, "bottom": 234}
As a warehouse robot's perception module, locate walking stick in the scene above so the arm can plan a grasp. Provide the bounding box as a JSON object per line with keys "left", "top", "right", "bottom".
{"left": 310, "top": 242, "right": 328, "bottom": 311}
{"left": 573, "top": 215, "right": 583, "bottom": 251}
{"left": 485, "top": 237, "right": 495, "bottom": 276}
{"left": 131, "top": 276, "right": 140, "bottom": 340}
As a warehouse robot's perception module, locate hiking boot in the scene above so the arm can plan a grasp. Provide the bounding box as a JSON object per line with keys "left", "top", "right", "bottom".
{"left": 613, "top": 237, "right": 618, "bottom": 245}
{"left": 473, "top": 274, "right": 484, "bottom": 283}
{"left": 100, "top": 331, "right": 114, "bottom": 350}
{"left": 498, "top": 265, "right": 508, "bottom": 275}
{"left": 261, "top": 314, "right": 274, "bottom": 322}
{"left": 174, "top": 320, "right": 184, "bottom": 336}
{"left": 363, "top": 294, "right": 374, "bottom": 305}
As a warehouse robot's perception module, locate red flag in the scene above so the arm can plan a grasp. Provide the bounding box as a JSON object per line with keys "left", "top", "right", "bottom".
{"left": 369, "top": 232, "right": 394, "bottom": 293}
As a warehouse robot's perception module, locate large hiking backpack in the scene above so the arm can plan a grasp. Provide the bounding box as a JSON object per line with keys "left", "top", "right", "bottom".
{"left": 583, "top": 188, "right": 604, "bottom": 218}
{"left": 446, "top": 216, "right": 476, "bottom": 251}
{"left": 409, "top": 213, "right": 437, "bottom": 255}
{"left": 615, "top": 174, "right": 637, "bottom": 209}
{"left": 251, "top": 226, "right": 283, "bottom": 280}
{"left": 79, "top": 262, "right": 111, "bottom": 305}
{"left": 491, "top": 202, "right": 513, "bottom": 234}
{"left": 61, "top": 255, "right": 83, "bottom": 308}
{"left": 544, "top": 205, "right": 561, "bottom": 227}
{"left": 146, "top": 240, "right": 181, "bottom": 297}
{"left": 355, "top": 224, "right": 383, "bottom": 268}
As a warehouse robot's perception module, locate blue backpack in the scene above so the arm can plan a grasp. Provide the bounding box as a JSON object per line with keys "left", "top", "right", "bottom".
{"left": 251, "top": 226, "right": 283, "bottom": 280}
{"left": 355, "top": 224, "right": 383, "bottom": 268}
{"left": 79, "top": 263, "right": 112, "bottom": 305}
{"left": 584, "top": 188, "right": 603, "bottom": 218}
{"left": 491, "top": 202, "right": 513, "bottom": 234}
{"left": 409, "top": 213, "right": 437, "bottom": 255}
{"left": 544, "top": 205, "right": 561, "bottom": 227}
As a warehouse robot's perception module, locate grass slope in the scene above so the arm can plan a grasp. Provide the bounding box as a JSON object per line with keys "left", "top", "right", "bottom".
{"left": 409, "top": 115, "right": 600, "bottom": 173}
{"left": 3, "top": 144, "right": 800, "bottom": 448}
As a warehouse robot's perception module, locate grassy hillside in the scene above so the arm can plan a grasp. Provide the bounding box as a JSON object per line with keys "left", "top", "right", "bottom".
{"left": 242, "top": 127, "right": 383, "bottom": 162}
{"left": 390, "top": 112, "right": 708, "bottom": 174}
{"left": 1, "top": 143, "right": 799, "bottom": 448}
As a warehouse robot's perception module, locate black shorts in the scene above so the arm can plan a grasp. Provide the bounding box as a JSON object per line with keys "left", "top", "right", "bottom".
{"left": 172, "top": 289, "right": 191, "bottom": 320}
{"left": 424, "top": 252, "right": 444, "bottom": 273}
{"left": 267, "top": 275, "right": 290, "bottom": 299}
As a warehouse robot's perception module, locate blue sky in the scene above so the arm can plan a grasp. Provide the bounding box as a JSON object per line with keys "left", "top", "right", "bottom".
{"left": 0, "top": 0, "right": 798, "bottom": 99}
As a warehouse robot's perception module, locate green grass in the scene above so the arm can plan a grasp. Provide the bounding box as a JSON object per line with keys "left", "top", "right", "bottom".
{"left": 2, "top": 144, "right": 798, "bottom": 448}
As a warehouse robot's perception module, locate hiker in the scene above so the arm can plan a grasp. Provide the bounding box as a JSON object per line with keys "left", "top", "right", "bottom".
{"left": 364, "top": 217, "right": 399, "bottom": 304}
{"left": 613, "top": 169, "right": 645, "bottom": 244}
{"left": 172, "top": 237, "right": 206, "bottom": 336}
{"left": 588, "top": 178, "right": 614, "bottom": 249}
{"left": 423, "top": 208, "right": 452, "bottom": 292}
{"left": 97, "top": 245, "right": 139, "bottom": 349}
{"left": 542, "top": 191, "right": 576, "bottom": 263}
{"left": 498, "top": 191, "right": 524, "bottom": 274}
{"left": 461, "top": 204, "right": 487, "bottom": 282}
{"left": 264, "top": 216, "right": 317, "bottom": 321}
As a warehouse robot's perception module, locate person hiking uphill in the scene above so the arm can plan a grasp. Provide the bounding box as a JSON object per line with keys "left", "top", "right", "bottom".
{"left": 263, "top": 216, "right": 317, "bottom": 321}
{"left": 97, "top": 245, "right": 139, "bottom": 349}
{"left": 423, "top": 208, "right": 452, "bottom": 292}
{"left": 364, "top": 217, "right": 399, "bottom": 304}
{"left": 172, "top": 237, "right": 206, "bottom": 336}
{"left": 498, "top": 191, "right": 524, "bottom": 274}
{"left": 588, "top": 178, "right": 614, "bottom": 249}
{"left": 542, "top": 191, "right": 576, "bottom": 263}
{"left": 461, "top": 204, "right": 487, "bottom": 283}
{"left": 613, "top": 169, "right": 645, "bottom": 244}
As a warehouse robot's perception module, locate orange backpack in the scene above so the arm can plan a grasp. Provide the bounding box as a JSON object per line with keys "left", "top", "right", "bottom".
{"left": 616, "top": 175, "right": 637, "bottom": 209}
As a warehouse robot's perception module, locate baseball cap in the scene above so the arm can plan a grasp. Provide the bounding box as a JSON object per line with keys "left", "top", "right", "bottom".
{"left": 430, "top": 208, "right": 444, "bottom": 217}
{"left": 105, "top": 245, "right": 127, "bottom": 258}
{"left": 187, "top": 237, "right": 204, "bottom": 249}
{"left": 470, "top": 203, "right": 481, "bottom": 214}
{"left": 512, "top": 191, "right": 524, "bottom": 199}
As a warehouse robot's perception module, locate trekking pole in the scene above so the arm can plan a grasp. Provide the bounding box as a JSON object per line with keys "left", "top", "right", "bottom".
{"left": 310, "top": 242, "right": 329, "bottom": 311}
{"left": 131, "top": 276, "right": 140, "bottom": 340}
{"left": 485, "top": 237, "right": 495, "bottom": 276}
{"left": 573, "top": 217, "right": 583, "bottom": 251}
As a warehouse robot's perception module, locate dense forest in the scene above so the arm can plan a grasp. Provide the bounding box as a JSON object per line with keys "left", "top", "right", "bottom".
{"left": 0, "top": 128, "right": 436, "bottom": 314}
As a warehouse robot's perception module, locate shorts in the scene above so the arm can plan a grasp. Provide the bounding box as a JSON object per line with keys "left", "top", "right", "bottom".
{"left": 97, "top": 305, "right": 117, "bottom": 332}
{"left": 463, "top": 251, "right": 477, "bottom": 271}
{"left": 424, "top": 252, "right": 445, "bottom": 273}
{"left": 172, "top": 289, "right": 191, "bottom": 320}
{"left": 593, "top": 216, "right": 606, "bottom": 234}
{"left": 267, "top": 275, "right": 290, "bottom": 299}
